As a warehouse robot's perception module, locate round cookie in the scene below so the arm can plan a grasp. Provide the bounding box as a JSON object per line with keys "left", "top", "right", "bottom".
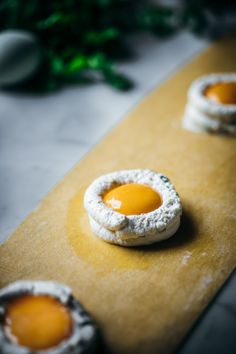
{"left": 0, "top": 281, "right": 98, "bottom": 354}
{"left": 84, "top": 169, "right": 182, "bottom": 246}
{"left": 183, "top": 73, "right": 236, "bottom": 135}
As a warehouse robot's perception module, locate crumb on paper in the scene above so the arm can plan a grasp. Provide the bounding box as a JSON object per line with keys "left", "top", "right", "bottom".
{"left": 182, "top": 251, "right": 192, "bottom": 265}
{"left": 183, "top": 274, "right": 214, "bottom": 311}
{"left": 202, "top": 275, "right": 213, "bottom": 287}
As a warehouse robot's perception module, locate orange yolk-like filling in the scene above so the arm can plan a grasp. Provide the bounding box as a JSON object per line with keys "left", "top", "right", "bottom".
{"left": 4, "top": 295, "right": 73, "bottom": 350}
{"left": 205, "top": 82, "right": 236, "bottom": 105}
{"left": 103, "top": 183, "right": 162, "bottom": 215}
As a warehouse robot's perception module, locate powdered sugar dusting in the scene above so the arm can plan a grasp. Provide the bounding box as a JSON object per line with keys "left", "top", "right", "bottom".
{"left": 184, "top": 273, "right": 214, "bottom": 311}
{"left": 202, "top": 275, "right": 213, "bottom": 287}
{"left": 84, "top": 169, "right": 182, "bottom": 246}
{"left": 183, "top": 73, "right": 236, "bottom": 135}
{"left": 0, "top": 281, "right": 98, "bottom": 354}
{"left": 182, "top": 251, "right": 192, "bottom": 265}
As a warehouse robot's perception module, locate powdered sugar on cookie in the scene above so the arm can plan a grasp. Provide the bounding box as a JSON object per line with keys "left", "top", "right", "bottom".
{"left": 84, "top": 169, "right": 182, "bottom": 246}
{"left": 183, "top": 73, "right": 236, "bottom": 135}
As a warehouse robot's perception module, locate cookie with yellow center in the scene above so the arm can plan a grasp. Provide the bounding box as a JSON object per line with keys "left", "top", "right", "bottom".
{"left": 183, "top": 73, "right": 236, "bottom": 135}
{"left": 0, "top": 281, "right": 98, "bottom": 354}
{"left": 84, "top": 169, "right": 182, "bottom": 246}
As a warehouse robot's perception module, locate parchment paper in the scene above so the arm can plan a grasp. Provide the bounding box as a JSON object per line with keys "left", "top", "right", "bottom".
{"left": 0, "top": 33, "right": 236, "bottom": 354}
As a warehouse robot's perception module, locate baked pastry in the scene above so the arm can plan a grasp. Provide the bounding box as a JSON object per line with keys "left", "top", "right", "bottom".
{"left": 183, "top": 73, "right": 236, "bottom": 135}
{"left": 0, "top": 281, "right": 98, "bottom": 354}
{"left": 84, "top": 169, "right": 182, "bottom": 246}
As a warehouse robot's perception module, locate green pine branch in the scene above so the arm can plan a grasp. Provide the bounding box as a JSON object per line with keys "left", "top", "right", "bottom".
{"left": 0, "top": 0, "right": 235, "bottom": 92}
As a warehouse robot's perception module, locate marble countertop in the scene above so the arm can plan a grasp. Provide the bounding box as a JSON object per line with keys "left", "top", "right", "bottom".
{"left": 0, "top": 31, "right": 235, "bottom": 353}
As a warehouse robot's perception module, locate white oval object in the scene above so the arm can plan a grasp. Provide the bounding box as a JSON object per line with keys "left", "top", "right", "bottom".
{"left": 0, "top": 30, "right": 41, "bottom": 86}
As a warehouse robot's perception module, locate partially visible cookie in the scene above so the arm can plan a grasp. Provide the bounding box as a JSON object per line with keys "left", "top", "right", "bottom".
{"left": 183, "top": 73, "right": 236, "bottom": 135}
{"left": 84, "top": 169, "right": 182, "bottom": 246}
{"left": 0, "top": 281, "right": 98, "bottom": 354}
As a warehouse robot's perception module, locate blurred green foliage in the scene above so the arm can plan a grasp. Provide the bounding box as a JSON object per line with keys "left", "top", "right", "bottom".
{"left": 0, "top": 0, "right": 235, "bottom": 92}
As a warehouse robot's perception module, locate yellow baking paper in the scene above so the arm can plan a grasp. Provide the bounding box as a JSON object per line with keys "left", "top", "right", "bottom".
{"left": 0, "top": 33, "right": 236, "bottom": 354}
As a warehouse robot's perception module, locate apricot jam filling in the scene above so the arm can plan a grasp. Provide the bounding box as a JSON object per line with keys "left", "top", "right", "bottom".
{"left": 205, "top": 82, "right": 236, "bottom": 105}
{"left": 4, "top": 294, "right": 73, "bottom": 350}
{"left": 103, "top": 183, "right": 162, "bottom": 216}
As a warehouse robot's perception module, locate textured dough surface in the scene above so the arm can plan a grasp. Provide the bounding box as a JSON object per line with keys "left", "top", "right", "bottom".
{"left": 0, "top": 33, "right": 236, "bottom": 354}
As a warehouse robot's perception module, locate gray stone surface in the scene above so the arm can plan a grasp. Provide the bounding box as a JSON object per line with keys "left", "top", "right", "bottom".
{"left": 0, "top": 30, "right": 235, "bottom": 353}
